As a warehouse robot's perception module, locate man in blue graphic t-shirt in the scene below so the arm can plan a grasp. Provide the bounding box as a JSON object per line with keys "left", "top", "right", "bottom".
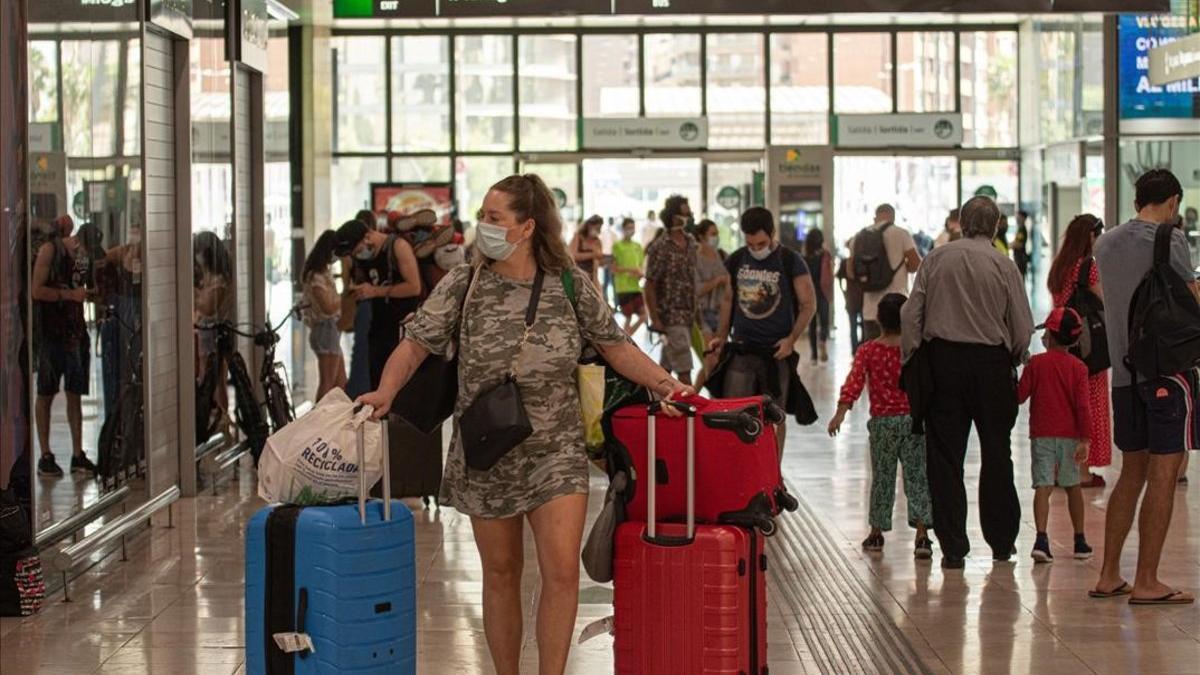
{"left": 708, "top": 207, "right": 816, "bottom": 453}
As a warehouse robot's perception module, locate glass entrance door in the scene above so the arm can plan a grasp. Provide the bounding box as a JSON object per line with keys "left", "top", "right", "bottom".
{"left": 582, "top": 158, "right": 702, "bottom": 246}
{"left": 833, "top": 155, "right": 958, "bottom": 253}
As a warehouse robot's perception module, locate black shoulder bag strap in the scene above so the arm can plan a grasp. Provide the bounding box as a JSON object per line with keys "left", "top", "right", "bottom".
{"left": 1153, "top": 222, "right": 1175, "bottom": 269}
{"left": 1077, "top": 257, "right": 1093, "bottom": 292}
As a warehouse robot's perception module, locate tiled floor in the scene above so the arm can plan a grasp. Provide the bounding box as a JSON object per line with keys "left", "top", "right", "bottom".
{"left": 5, "top": 318, "right": 1200, "bottom": 673}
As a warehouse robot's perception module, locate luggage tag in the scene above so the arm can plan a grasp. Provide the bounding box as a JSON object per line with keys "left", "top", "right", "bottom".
{"left": 577, "top": 615, "right": 614, "bottom": 644}
{"left": 273, "top": 632, "right": 316, "bottom": 655}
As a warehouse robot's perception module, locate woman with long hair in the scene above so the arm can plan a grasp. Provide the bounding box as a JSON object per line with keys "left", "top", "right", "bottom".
{"left": 1048, "top": 213, "right": 1111, "bottom": 486}
{"left": 301, "top": 230, "right": 347, "bottom": 400}
{"left": 692, "top": 219, "right": 728, "bottom": 388}
{"left": 569, "top": 214, "right": 604, "bottom": 289}
{"left": 194, "top": 231, "right": 233, "bottom": 429}
{"left": 357, "top": 174, "right": 693, "bottom": 675}
{"left": 804, "top": 227, "right": 834, "bottom": 362}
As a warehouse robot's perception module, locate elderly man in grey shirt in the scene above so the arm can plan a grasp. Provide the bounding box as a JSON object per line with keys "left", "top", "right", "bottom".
{"left": 902, "top": 195, "right": 1034, "bottom": 570}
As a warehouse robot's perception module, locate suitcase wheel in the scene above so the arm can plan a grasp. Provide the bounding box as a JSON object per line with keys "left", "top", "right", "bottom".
{"left": 758, "top": 517, "right": 777, "bottom": 537}
{"left": 764, "top": 400, "right": 786, "bottom": 425}
{"left": 775, "top": 487, "right": 800, "bottom": 513}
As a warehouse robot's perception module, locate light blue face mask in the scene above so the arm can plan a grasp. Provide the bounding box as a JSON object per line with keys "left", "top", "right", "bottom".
{"left": 476, "top": 222, "right": 517, "bottom": 261}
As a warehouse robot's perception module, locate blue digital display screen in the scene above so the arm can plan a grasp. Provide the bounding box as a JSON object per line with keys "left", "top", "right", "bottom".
{"left": 1118, "top": 13, "right": 1200, "bottom": 120}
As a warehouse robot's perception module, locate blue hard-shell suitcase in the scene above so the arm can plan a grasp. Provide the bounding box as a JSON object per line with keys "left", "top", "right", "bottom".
{"left": 245, "top": 417, "right": 416, "bottom": 674}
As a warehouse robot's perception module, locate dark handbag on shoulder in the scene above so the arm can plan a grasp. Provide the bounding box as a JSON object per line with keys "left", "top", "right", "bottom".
{"left": 1065, "top": 257, "right": 1111, "bottom": 375}
{"left": 391, "top": 266, "right": 481, "bottom": 434}
{"left": 458, "top": 271, "right": 545, "bottom": 472}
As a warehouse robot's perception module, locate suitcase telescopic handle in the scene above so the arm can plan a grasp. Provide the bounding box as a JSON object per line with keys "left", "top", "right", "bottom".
{"left": 645, "top": 403, "right": 696, "bottom": 544}
{"left": 355, "top": 409, "right": 391, "bottom": 525}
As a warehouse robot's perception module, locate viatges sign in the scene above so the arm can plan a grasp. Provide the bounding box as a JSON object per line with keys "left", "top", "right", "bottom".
{"left": 834, "top": 113, "right": 964, "bottom": 148}
{"left": 581, "top": 117, "right": 708, "bottom": 150}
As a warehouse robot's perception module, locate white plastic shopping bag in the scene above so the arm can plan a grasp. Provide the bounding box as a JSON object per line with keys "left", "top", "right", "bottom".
{"left": 257, "top": 389, "right": 383, "bottom": 505}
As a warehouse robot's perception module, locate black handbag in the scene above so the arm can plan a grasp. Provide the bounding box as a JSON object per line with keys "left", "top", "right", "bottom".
{"left": 459, "top": 271, "right": 544, "bottom": 471}
{"left": 391, "top": 266, "right": 480, "bottom": 433}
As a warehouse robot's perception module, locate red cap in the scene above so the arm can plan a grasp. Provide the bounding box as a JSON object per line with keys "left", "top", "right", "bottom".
{"left": 1038, "top": 307, "right": 1083, "bottom": 345}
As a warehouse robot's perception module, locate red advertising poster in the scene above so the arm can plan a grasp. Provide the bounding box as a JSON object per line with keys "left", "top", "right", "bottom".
{"left": 370, "top": 183, "right": 452, "bottom": 225}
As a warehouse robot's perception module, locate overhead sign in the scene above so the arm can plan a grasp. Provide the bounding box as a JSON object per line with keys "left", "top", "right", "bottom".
{"left": 149, "top": 0, "right": 193, "bottom": 40}
{"left": 1150, "top": 31, "right": 1200, "bottom": 86}
{"left": 581, "top": 117, "right": 708, "bottom": 150}
{"left": 834, "top": 113, "right": 963, "bottom": 148}
{"left": 715, "top": 186, "right": 741, "bottom": 211}
{"left": 1119, "top": 14, "right": 1200, "bottom": 120}
{"left": 333, "top": 0, "right": 1168, "bottom": 17}
{"left": 238, "top": 0, "right": 270, "bottom": 73}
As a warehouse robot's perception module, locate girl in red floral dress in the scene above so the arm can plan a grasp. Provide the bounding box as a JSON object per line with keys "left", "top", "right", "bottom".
{"left": 1048, "top": 214, "right": 1111, "bottom": 487}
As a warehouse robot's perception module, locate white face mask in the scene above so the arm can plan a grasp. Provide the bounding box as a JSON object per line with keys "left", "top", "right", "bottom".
{"left": 476, "top": 222, "right": 517, "bottom": 261}
{"left": 707, "top": 235, "right": 720, "bottom": 249}
{"left": 749, "top": 245, "right": 773, "bottom": 261}
{"left": 354, "top": 245, "right": 376, "bottom": 261}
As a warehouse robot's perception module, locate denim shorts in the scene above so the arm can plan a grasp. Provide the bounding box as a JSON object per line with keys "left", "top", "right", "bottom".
{"left": 308, "top": 319, "right": 342, "bottom": 356}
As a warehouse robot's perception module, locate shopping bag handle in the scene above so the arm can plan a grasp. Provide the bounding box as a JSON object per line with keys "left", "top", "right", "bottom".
{"left": 353, "top": 405, "right": 391, "bottom": 525}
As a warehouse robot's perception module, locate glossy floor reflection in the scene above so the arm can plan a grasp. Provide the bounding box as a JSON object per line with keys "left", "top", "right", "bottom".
{"left": 4, "top": 319, "right": 1200, "bottom": 674}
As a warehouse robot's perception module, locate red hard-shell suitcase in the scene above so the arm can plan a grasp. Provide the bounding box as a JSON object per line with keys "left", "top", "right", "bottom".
{"left": 613, "top": 403, "right": 768, "bottom": 675}
{"left": 611, "top": 394, "right": 797, "bottom": 533}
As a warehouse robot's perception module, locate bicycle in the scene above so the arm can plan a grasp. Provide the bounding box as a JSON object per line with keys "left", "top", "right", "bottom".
{"left": 96, "top": 304, "right": 144, "bottom": 490}
{"left": 195, "top": 305, "right": 302, "bottom": 464}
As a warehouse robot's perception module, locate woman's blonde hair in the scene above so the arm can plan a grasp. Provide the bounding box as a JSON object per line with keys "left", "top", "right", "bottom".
{"left": 487, "top": 174, "right": 574, "bottom": 273}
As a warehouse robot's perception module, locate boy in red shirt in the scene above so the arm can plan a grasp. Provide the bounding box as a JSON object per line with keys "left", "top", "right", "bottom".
{"left": 1017, "top": 307, "right": 1093, "bottom": 563}
{"left": 829, "top": 293, "right": 933, "bottom": 559}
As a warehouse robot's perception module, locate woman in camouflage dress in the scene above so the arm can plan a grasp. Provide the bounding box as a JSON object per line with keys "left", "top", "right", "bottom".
{"left": 359, "top": 174, "right": 693, "bottom": 675}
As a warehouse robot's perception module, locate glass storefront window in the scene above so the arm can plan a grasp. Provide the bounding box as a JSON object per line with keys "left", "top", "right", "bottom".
{"left": 333, "top": 36, "right": 386, "bottom": 152}
{"left": 1119, "top": 138, "right": 1200, "bottom": 267}
{"left": 61, "top": 40, "right": 120, "bottom": 157}
{"left": 769, "top": 33, "right": 829, "bottom": 145}
{"left": 456, "top": 156, "right": 515, "bottom": 221}
{"left": 123, "top": 39, "right": 141, "bottom": 158}
{"left": 706, "top": 33, "right": 764, "bottom": 149}
{"left": 519, "top": 35, "right": 578, "bottom": 152}
{"left": 1037, "top": 29, "right": 1076, "bottom": 144}
{"left": 331, "top": 156, "right": 387, "bottom": 222}
{"left": 582, "top": 35, "right": 639, "bottom": 118}
{"left": 392, "top": 156, "right": 451, "bottom": 184}
{"left": 391, "top": 36, "right": 450, "bottom": 153}
{"left": 896, "top": 32, "right": 954, "bottom": 113}
{"left": 456, "top": 35, "right": 515, "bottom": 152}
{"left": 191, "top": 33, "right": 232, "bottom": 237}
{"left": 644, "top": 33, "right": 701, "bottom": 117}
{"left": 833, "top": 33, "right": 892, "bottom": 114}
{"left": 959, "top": 31, "right": 1017, "bottom": 148}
{"left": 28, "top": 41, "right": 57, "bottom": 123}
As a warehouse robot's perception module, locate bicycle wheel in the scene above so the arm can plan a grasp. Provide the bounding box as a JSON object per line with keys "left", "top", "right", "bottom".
{"left": 228, "top": 351, "right": 269, "bottom": 461}
{"left": 265, "top": 375, "right": 291, "bottom": 431}
{"left": 196, "top": 353, "right": 220, "bottom": 444}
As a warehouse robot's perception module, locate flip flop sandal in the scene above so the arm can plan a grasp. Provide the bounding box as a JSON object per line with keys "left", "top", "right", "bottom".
{"left": 1088, "top": 582, "right": 1132, "bottom": 598}
{"left": 1129, "top": 591, "right": 1194, "bottom": 606}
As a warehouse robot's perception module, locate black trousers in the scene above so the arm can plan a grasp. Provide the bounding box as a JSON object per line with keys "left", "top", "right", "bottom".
{"left": 925, "top": 340, "right": 1021, "bottom": 559}
{"left": 807, "top": 293, "right": 830, "bottom": 359}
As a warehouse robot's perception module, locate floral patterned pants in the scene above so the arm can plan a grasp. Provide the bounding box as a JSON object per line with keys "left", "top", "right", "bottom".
{"left": 867, "top": 415, "right": 933, "bottom": 531}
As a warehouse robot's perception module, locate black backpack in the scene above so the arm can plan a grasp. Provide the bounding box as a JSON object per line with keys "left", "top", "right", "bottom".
{"left": 1065, "top": 257, "right": 1111, "bottom": 375}
{"left": 852, "top": 223, "right": 901, "bottom": 292}
{"left": 1126, "top": 223, "right": 1200, "bottom": 381}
